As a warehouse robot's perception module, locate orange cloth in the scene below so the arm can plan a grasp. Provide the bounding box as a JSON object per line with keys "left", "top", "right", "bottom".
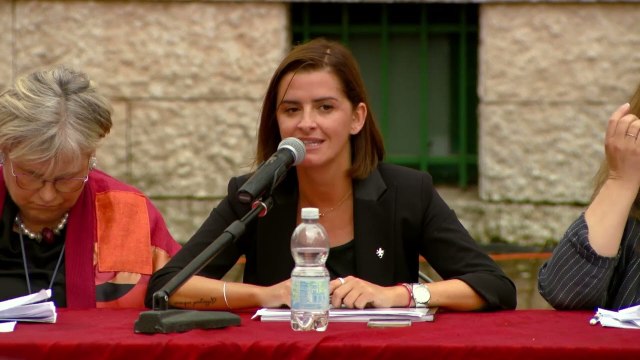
{"left": 96, "top": 191, "right": 152, "bottom": 275}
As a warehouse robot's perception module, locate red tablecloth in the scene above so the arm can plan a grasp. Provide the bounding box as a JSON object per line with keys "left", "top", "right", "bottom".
{"left": 1, "top": 309, "right": 639, "bottom": 359}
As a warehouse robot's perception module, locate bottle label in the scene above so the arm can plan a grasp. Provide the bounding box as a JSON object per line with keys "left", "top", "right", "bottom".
{"left": 291, "top": 277, "right": 329, "bottom": 311}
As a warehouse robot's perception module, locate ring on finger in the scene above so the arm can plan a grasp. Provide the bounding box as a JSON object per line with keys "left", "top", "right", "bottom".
{"left": 338, "top": 277, "right": 345, "bottom": 285}
{"left": 626, "top": 132, "right": 637, "bottom": 138}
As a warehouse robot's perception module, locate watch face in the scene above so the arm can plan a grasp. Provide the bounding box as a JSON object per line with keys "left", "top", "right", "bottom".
{"left": 413, "top": 284, "right": 431, "bottom": 304}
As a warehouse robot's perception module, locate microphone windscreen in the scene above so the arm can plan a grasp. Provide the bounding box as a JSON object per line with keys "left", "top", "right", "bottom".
{"left": 278, "top": 137, "right": 306, "bottom": 166}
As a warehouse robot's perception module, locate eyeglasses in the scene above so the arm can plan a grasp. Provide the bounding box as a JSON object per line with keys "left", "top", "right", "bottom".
{"left": 9, "top": 159, "right": 90, "bottom": 193}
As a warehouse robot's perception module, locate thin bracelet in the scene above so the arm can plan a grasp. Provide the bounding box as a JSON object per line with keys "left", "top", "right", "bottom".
{"left": 399, "top": 283, "right": 413, "bottom": 307}
{"left": 223, "top": 281, "right": 231, "bottom": 309}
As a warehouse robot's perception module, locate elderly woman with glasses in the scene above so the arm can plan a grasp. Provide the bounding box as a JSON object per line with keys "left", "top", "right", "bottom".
{"left": 0, "top": 65, "right": 181, "bottom": 308}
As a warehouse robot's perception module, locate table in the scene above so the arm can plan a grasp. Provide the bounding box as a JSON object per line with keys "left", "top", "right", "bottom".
{"left": 1, "top": 309, "right": 639, "bottom": 359}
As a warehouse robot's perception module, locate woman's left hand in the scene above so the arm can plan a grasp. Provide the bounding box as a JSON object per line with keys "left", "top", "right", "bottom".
{"left": 329, "top": 276, "right": 408, "bottom": 309}
{"left": 261, "top": 278, "right": 292, "bottom": 308}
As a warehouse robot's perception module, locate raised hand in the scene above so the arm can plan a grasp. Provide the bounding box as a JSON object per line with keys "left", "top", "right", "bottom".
{"left": 605, "top": 103, "right": 640, "bottom": 187}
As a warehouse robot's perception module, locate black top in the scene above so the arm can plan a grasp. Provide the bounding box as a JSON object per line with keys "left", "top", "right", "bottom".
{"left": 326, "top": 240, "right": 356, "bottom": 279}
{"left": 0, "top": 195, "right": 67, "bottom": 306}
{"left": 147, "top": 163, "right": 517, "bottom": 310}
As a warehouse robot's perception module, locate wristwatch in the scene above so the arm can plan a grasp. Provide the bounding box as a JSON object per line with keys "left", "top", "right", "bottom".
{"left": 411, "top": 283, "right": 431, "bottom": 308}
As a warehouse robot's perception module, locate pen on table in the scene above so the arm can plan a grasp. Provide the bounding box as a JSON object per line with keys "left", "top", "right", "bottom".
{"left": 589, "top": 314, "right": 600, "bottom": 326}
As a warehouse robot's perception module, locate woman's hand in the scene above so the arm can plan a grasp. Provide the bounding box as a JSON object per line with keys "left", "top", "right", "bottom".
{"left": 605, "top": 103, "right": 640, "bottom": 187}
{"left": 260, "top": 278, "right": 292, "bottom": 308}
{"left": 329, "top": 276, "right": 408, "bottom": 309}
{"left": 584, "top": 102, "right": 640, "bottom": 257}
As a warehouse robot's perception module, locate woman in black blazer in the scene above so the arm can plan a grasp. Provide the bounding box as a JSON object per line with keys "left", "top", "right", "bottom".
{"left": 147, "top": 38, "right": 516, "bottom": 312}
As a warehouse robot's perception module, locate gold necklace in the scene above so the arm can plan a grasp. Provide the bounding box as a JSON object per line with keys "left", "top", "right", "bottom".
{"left": 318, "top": 190, "right": 353, "bottom": 218}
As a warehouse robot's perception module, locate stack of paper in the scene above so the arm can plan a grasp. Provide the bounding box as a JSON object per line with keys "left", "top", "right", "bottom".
{"left": 0, "top": 289, "right": 57, "bottom": 332}
{"left": 252, "top": 307, "right": 436, "bottom": 323}
{"left": 590, "top": 305, "right": 640, "bottom": 329}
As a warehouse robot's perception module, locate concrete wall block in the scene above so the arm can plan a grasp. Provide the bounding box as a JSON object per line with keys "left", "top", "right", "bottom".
{"left": 96, "top": 101, "right": 129, "bottom": 181}
{"left": 480, "top": 4, "right": 640, "bottom": 103}
{"left": 439, "top": 187, "right": 583, "bottom": 246}
{"left": 13, "top": 1, "right": 288, "bottom": 100}
{"left": 477, "top": 204, "right": 582, "bottom": 246}
{"left": 151, "top": 198, "right": 220, "bottom": 244}
{"left": 479, "top": 103, "right": 605, "bottom": 202}
{"left": 129, "top": 100, "right": 261, "bottom": 197}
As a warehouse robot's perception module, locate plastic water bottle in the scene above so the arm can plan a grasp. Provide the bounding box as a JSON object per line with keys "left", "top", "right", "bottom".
{"left": 290, "top": 207, "right": 330, "bottom": 331}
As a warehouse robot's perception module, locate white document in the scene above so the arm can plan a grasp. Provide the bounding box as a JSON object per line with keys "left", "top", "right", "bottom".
{"left": 252, "top": 307, "right": 436, "bottom": 322}
{"left": 0, "top": 321, "right": 16, "bottom": 333}
{"left": 0, "top": 289, "right": 57, "bottom": 327}
{"left": 591, "top": 304, "right": 640, "bottom": 329}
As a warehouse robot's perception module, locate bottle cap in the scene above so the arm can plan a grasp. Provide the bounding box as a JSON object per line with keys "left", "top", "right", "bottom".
{"left": 301, "top": 207, "right": 320, "bottom": 220}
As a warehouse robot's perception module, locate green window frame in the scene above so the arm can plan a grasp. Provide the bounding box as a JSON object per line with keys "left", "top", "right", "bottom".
{"left": 291, "top": 3, "right": 478, "bottom": 187}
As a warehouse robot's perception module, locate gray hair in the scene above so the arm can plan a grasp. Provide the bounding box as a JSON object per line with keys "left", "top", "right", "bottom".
{"left": 0, "top": 65, "right": 112, "bottom": 169}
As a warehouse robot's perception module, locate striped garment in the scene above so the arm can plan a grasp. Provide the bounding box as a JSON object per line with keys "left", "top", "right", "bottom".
{"left": 538, "top": 213, "right": 640, "bottom": 310}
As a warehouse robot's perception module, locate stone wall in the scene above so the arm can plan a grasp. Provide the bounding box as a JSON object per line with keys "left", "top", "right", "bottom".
{"left": 476, "top": 3, "right": 640, "bottom": 245}
{"left": 2, "top": 1, "right": 639, "bottom": 247}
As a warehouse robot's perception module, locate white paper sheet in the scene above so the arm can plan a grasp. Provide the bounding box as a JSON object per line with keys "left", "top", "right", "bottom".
{"left": 252, "top": 307, "right": 436, "bottom": 322}
{"left": 0, "top": 321, "right": 17, "bottom": 333}
{"left": 0, "top": 289, "right": 57, "bottom": 332}
{"left": 590, "top": 304, "right": 640, "bottom": 329}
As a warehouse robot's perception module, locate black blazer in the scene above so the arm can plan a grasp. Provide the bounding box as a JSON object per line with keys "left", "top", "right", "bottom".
{"left": 147, "top": 163, "right": 516, "bottom": 310}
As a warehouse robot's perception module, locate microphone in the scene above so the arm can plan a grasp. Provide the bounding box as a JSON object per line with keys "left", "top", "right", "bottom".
{"left": 237, "top": 137, "right": 305, "bottom": 203}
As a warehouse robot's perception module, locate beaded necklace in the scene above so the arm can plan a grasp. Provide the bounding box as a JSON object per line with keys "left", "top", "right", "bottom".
{"left": 14, "top": 215, "right": 67, "bottom": 294}
{"left": 15, "top": 213, "right": 68, "bottom": 244}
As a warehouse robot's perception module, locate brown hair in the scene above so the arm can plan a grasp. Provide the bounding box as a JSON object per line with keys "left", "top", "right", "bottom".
{"left": 591, "top": 83, "right": 640, "bottom": 218}
{"left": 255, "top": 38, "right": 384, "bottom": 179}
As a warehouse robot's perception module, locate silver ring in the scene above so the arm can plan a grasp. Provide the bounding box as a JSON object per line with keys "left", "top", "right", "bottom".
{"left": 338, "top": 277, "right": 345, "bottom": 285}
{"left": 626, "top": 132, "right": 637, "bottom": 137}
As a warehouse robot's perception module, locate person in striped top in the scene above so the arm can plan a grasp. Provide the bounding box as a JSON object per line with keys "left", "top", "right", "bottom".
{"left": 538, "top": 84, "right": 640, "bottom": 310}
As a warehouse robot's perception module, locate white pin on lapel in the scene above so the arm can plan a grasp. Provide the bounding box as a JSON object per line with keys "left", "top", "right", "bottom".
{"left": 376, "top": 247, "right": 384, "bottom": 259}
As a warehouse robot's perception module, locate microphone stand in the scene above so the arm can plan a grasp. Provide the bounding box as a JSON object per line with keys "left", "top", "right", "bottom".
{"left": 134, "top": 197, "right": 273, "bottom": 334}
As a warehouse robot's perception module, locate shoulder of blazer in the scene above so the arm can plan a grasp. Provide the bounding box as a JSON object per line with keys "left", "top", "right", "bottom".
{"left": 356, "top": 163, "right": 433, "bottom": 200}
{"left": 377, "top": 163, "right": 433, "bottom": 183}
